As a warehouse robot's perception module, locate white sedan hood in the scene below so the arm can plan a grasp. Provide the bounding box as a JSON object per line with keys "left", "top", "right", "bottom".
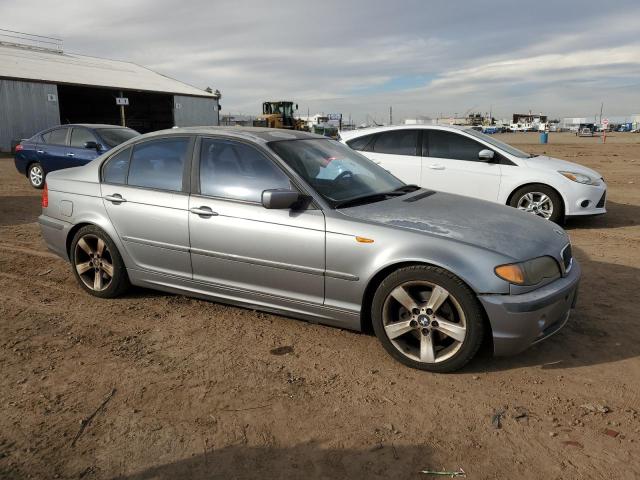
{"left": 522, "top": 155, "right": 602, "bottom": 179}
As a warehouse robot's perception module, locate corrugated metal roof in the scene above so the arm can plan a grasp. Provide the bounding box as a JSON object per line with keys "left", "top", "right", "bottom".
{"left": 0, "top": 43, "right": 214, "bottom": 98}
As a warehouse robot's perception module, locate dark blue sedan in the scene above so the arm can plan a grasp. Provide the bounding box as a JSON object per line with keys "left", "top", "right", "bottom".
{"left": 14, "top": 124, "right": 139, "bottom": 188}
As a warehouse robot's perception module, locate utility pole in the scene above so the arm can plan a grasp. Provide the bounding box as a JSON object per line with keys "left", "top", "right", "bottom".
{"left": 389, "top": 106, "right": 393, "bottom": 125}
{"left": 119, "top": 90, "right": 126, "bottom": 127}
{"left": 599, "top": 102, "right": 604, "bottom": 125}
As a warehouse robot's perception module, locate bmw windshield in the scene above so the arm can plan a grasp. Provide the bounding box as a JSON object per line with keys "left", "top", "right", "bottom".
{"left": 268, "top": 139, "right": 413, "bottom": 208}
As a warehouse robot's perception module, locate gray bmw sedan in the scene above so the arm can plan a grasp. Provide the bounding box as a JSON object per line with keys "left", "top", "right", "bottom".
{"left": 38, "top": 127, "right": 579, "bottom": 372}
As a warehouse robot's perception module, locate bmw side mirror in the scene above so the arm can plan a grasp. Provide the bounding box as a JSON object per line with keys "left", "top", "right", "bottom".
{"left": 478, "top": 149, "right": 495, "bottom": 161}
{"left": 262, "top": 189, "right": 305, "bottom": 209}
{"left": 84, "top": 141, "right": 99, "bottom": 150}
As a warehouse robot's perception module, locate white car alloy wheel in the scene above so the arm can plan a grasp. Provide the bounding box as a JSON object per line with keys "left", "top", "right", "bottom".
{"left": 516, "top": 192, "right": 554, "bottom": 219}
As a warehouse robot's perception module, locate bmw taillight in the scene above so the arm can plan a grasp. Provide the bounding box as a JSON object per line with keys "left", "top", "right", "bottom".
{"left": 15, "top": 144, "right": 24, "bottom": 152}
{"left": 42, "top": 183, "right": 48, "bottom": 208}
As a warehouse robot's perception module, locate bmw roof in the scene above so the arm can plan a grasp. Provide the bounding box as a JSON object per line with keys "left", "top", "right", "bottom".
{"left": 141, "top": 126, "right": 324, "bottom": 143}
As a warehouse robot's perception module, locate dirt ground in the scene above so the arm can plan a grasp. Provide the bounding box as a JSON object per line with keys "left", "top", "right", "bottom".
{"left": 0, "top": 132, "right": 638, "bottom": 480}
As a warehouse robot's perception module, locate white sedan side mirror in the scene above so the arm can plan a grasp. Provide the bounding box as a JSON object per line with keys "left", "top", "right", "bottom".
{"left": 478, "top": 149, "right": 495, "bottom": 161}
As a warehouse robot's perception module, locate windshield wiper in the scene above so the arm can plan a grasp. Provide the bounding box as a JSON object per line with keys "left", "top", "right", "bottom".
{"left": 335, "top": 193, "right": 391, "bottom": 209}
{"left": 529, "top": 153, "right": 539, "bottom": 158}
{"left": 393, "top": 184, "right": 421, "bottom": 192}
{"left": 335, "top": 186, "right": 419, "bottom": 209}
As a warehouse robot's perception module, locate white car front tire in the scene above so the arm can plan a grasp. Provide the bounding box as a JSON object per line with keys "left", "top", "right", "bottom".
{"left": 509, "top": 184, "right": 564, "bottom": 224}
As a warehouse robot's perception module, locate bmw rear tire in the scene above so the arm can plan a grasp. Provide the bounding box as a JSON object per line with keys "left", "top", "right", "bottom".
{"left": 70, "top": 225, "right": 130, "bottom": 298}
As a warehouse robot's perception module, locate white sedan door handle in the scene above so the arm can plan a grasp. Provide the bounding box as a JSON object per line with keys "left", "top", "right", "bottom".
{"left": 429, "top": 164, "right": 445, "bottom": 170}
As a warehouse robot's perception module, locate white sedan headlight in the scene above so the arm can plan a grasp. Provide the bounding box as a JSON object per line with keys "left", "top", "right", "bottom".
{"left": 558, "top": 171, "right": 600, "bottom": 185}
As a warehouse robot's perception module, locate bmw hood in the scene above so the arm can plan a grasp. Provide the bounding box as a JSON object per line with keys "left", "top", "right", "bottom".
{"left": 523, "top": 155, "right": 602, "bottom": 180}
{"left": 338, "top": 190, "right": 570, "bottom": 262}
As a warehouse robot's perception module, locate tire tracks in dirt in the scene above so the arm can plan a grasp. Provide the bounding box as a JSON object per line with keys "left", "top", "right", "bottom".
{"left": 0, "top": 242, "right": 62, "bottom": 260}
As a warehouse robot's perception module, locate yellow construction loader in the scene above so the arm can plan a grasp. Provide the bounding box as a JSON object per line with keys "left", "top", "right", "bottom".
{"left": 253, "top": 101, "right": 307, "bottom": 130}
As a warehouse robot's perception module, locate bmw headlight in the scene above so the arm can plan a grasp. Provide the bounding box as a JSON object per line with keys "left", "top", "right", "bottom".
{"left": 494, "top": 256, "right": 561, "bottom": 286}
{"left": 559, "top": 171, "right": 599, "bottom": 185}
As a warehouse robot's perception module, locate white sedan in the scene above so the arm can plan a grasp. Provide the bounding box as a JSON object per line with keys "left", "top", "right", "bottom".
{"left": 340, "top": 125, "right": 606, "bottom": 223}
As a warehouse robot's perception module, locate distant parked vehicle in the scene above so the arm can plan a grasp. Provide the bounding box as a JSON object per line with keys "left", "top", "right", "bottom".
{"left": 14, "top": 124, "right": 139, "bottom": 189}
{"left": 481, "top": 126, "right": 501, "bottom": 135}
{"left": 341, "top": 125, "right": 607, "bottom": 224}
{"left": 576, "top": 123, "right": 595, "bottom": 137}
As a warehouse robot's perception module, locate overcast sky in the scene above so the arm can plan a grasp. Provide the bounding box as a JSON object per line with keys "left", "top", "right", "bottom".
{"left": 2, "top": 0, "right": 640, "bottom": 123}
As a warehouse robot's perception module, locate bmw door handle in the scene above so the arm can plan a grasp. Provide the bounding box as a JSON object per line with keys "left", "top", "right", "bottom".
{"left": 36, "top": 150, "right": 44, "bottom": 154}
{"left": 67, "top": 153, "right": 75, "bottom": 157}
{"left": 190, "top": 206, "right": 218, "bottom": 217}
{"left": 429, "top": 164, "right": 445, "bottom": 170}
{"left": 104, "top": 194, "right": 127, "bottom": 203}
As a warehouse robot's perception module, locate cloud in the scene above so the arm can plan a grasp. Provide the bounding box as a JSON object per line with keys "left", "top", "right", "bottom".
{"left": 1, "top": 0, "right": 639, "bottom": 122}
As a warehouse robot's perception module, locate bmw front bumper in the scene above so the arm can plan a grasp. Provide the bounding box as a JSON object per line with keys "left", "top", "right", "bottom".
{"left": 479, "top": 260, "right": 581, "bottom": 356}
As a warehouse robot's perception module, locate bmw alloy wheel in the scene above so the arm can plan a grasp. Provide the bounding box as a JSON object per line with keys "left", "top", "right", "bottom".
{"left": 74, "top": 234, "right": 114, "bottom": 292}
{"left": 382, "top": 281, "right": 467, "bottom": 364}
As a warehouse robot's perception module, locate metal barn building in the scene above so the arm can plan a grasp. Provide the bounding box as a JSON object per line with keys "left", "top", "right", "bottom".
{"left": 0, "top": 31, "right": 220, "bottom": 152}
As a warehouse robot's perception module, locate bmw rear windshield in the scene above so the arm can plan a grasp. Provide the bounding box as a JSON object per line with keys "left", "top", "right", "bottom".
{"left": 96, "top": 128, "right": 139, "bottom": 148}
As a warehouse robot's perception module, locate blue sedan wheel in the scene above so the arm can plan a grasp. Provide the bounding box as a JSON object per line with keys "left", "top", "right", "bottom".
{"left": 28, "top": 163, "right": 45, "bottom": 189}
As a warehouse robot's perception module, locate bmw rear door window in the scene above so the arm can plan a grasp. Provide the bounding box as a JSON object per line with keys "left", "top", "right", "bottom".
{"left": 127, "top": 138, "right": 190, "bottom": 192}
